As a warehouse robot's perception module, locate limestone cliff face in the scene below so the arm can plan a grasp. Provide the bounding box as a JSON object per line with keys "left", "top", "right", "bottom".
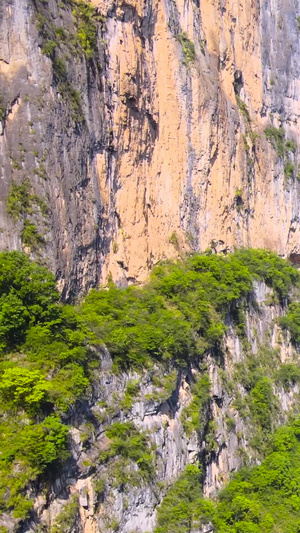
{"left": 100, "top": 0, "right": 300, "bottom": 283}
{"left": 1, "top": 0, "right": 300, "bottom": 294}
{"left": 1, "top": 282, "right": 296, "bottom": 533}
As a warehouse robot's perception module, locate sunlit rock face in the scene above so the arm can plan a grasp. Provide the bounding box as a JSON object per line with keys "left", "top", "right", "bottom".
{"left": 1, "top": 0, "right": 300, "bottom": 296}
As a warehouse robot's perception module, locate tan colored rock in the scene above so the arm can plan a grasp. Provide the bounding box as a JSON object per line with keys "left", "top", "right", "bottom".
{"left": 99, "top": 0, "right": 300, "bottom": 285}
{"left": 1, "top": 0, "right": 300, "bottom": 293}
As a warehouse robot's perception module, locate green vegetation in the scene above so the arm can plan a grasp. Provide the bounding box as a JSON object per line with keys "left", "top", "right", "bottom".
{"left": 176, "top": 32, "right": 196, "bottom": 64}
{"left": 181, "top": 373, "right": 210, "bottom": 435}
{"left": 249, "top": 377, "right": 276, "bottom": 431}
{"left": 286, "top": 139, "right": 297, "bottom": 153}
{"left": 80, "top": 249, "right": 298, "bottom": 371}
{"left": 156, "top": 419, "right": 300, "bottom": 533}
{"left": 279, "top": 302, "right": 300, "bottom": 346}
{"left": 275, "top": 363, "right": 300, "bottom": 390}
{"left": 0, "top": 251, "right": 92, "bottom": 517}
{"left": 264, "top": 127, "right": 297, "bottom": 178}
{"left": 0, "top": 248, "right": 299, "bottom": 520}
{"left": 21, "top": 220, "right": 45, "bottom": 250}
{"left": 212, "top": 419, "right": 300, "bottom": 532}
{"left": 100, "top": 422, "right": 155, "bottom": 485}
{"left": 146, "top": 370, "right": 178, "bottom": 403}
{"left": 264, "top": 126, "right": 286, "bottom": 157}
{"left": 51, "top": 495, "right": 79, "bottom": 533}
{"left": 230, "top": 347, "right": 282, "bottom": 452}
{"left": 6, "top": 178, "right": 48, "bottom": 222}
{"left": 0, "top": 95, "right": 5, "bottom": 122}
{"left": 169, "top": 231, "right": 179, "bottom": 248}
{"left": 41, "top": 39, "right": 57, "bottom": 57}
{"left": 119, "top": 380, "right": 140, "bottom": 411}
{"left": 236, "top": 95, "right": 250, "bottom": 122}
{"left": 6, "top": 178, "right": 49, "bottom": 250}
{"left": 35, "top": 0, "right": 105, "bottom": 121}
{"left": 155, "top": 465, "right": 213, "bottom": 533}
{"left": 70, "top": 0, "right": 104, "bottom": 59}
{"left": 284, "top": 160, "right": 294, "bottom": 179}
{"left": 0, "top": 416, "right": 68, "bottom": 518}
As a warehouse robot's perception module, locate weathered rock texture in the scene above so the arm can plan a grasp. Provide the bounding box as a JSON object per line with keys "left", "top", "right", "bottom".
{"left": 0, "top": 282, "right": 295, "bottom": 533}
{"left": 2, "top": 0, "right": 300, "bottom": 296}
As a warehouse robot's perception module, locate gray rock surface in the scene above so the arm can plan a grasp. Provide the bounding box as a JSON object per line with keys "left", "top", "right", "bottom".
{"left": 0, "top": 282, "right": 296, "bottom": 533}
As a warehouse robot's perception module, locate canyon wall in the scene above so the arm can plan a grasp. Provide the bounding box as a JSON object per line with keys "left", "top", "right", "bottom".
{"left": 0, "top": 281, "right": 294, "bottom": 533}
{"left": 1, "top": 0, "right": 300, "bottom": 296}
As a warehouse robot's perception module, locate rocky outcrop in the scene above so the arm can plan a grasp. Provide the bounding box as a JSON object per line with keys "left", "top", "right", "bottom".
{"left": 0, "top": 282, "right": 295, "bottom": 533}
{"left": 1, "top": 0, "right": 300, "bottom": 296}
{"left": 204, "top": 281, "right": 296, "bottom": 496}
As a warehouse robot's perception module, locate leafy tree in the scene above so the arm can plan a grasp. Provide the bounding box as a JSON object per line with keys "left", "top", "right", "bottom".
{"left": 0, "top": 366, "right": 49, "bottom": 413}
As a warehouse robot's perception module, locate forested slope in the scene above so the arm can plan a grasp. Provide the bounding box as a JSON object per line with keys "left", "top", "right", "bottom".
{"left": 1, "top": 250, "right": 300, "bottom": 532}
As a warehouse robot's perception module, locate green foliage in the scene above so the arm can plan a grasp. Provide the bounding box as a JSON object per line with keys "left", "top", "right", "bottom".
{"left": 249, "top": 377, "right": 275, "bottom": 431}
{"left": 41, "top": 39, "right": 57, "bottom": 57}
{"left": 6, "top": 178, "right": 48, "bottom": 250}
{"left": 100, "top": 422, "right": 155, "bottom": 484}
{"left": 0, "top": 416, "right": 68, "bottom": 518}
{"left": 264, "top": 126, "right": 286, "bottom": 157}
{"left": 71, "top": 0, "right": 103, "bottom": 59}
{"left": 0, "top": 252, "right": 93, "bottom": 517}
{"left": 0, "top": 248, "right": 299, "bottom": 521}
{"left": 81, "top": 249, "right": 298, "bottom": 371}
{"left": 80, "top": 284, "right": 195, "bottom": 369}
{"left": 231, "top": 248, "right": 298, "bottom": 300}
{"left": 21, "top": 220, "right": 45, "bottom": 250}
{"left": 0, "top": 366, "right": 50, "bottom": 413}
{"left": 264, "top": 127, "right": 297, "bottom": 167}
{"left": 93, "top": 477, "right": 105, "bottom": 496}
{"left": 0, "top": 251, "right": 59, "bottom": 349}
{"left": 7, "top": 178, "right": 34, "bottom": 222}
{"left": 236, "top": 95, "right": 250, "bottom": 122}
{"left": 120, "top": 379, "right": 140, "bottom": 411}
{"left": 34, "top": 1, "right": 93, "bottom": 122}
{"left": 275, "top": 363, "right": 300, "bottom": 390}
{"left": 48, "top": 363, "right": 89, "bottom": 411}
{"left": 156, "top": 420, "right": 300, "bottom": 533}
{"left": 176, "top": 32, "right": 196, "bottom": 64}
{"left": 155, "top": 465, "right": 214, "bottom": 533}
{"left": 284, "top": 159, "right": 294, "bottom": 179}
{"left": 279, "top": 302, "right": 300, "bottom": 345}
{"left": 147, "top": 370, "right": 178, "bottom": 402}
{"left": 285, "top": 139, "right": 297, "bottom": 153}
{"left": 0, "top": 94, "right": 5, "bottom": 122}
{"left": 231, "top": 347, "right": 282, "bottom": 452}
{"left": 212, "top": 419, "right": 300, "bottom": 532}
{"left": 181, "top": 374, "right": 210, "bottom": 435}
{"left": 169, "top": 231, "right": 179, "bottom": 248}
{"left": 51, "top": 495, "right": 79, "bottom": 533}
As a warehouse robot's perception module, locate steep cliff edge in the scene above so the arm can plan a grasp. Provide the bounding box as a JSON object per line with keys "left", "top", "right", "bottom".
{"left": 1, "top": 0, "right": 300, "bottom": 295}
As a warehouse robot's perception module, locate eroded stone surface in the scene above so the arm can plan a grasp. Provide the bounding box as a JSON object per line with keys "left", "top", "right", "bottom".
{"left": 1, "top": 0, "right": 300, "bottom": 296}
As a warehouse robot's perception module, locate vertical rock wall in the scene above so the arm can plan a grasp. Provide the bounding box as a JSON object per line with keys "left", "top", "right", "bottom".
{"left": 2, "top": 0, "right": 300, "bottom": 294}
